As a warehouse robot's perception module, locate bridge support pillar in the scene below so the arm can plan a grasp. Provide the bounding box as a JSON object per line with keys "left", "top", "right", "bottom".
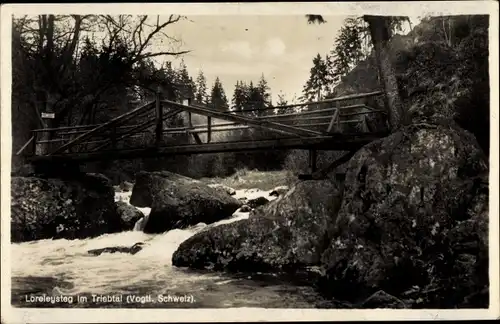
{"left": 309, "top": 149, "right": 317, "bottom": 174}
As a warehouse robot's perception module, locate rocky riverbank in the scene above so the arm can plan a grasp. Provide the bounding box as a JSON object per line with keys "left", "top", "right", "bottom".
{"left": 11, "top": 173, "right": 122, "bottom": 242}
{"left": 9, "top": 122, "right": 489, "bottom": 308}
{"left": 171, "top": 122, "right": 490, "bottom": 308}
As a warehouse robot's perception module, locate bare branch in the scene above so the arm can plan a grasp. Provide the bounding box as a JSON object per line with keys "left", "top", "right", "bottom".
{"left": 136, "top": 50, "right": 191, "bottom": 61}
{"left": 132, "top": 14, "right": 182, "bottom": 62}
{"left": 131, "top": 15, "right": 147, "bottom": 52}
{"left": 59, "top": 15, "right": 83, "bottom": 77}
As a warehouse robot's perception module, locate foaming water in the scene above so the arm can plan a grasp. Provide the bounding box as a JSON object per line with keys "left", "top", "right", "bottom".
{"left": 11, "top": 186, "right": 330, "bottom": 308}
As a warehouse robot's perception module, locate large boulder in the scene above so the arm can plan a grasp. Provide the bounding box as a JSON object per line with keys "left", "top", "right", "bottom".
{"left": 131, "top": 171, "right": 242, "bottom": 233}
{"left": 320, "top": 122, "right": 489, "bottom": 308}
{"left": 172, "top": 180, "right": 343, "bottom": 273}
{"left": 11, "top": 173, "right": 123, "bottom": 243}
{"left": 130, "top": 171, "right": 200, "bottom": 208}
{"left": 116, "top": 201, "right": 144, "bottom": 230}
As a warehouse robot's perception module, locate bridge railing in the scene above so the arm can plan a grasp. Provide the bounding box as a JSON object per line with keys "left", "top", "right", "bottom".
{"left": 19, "top": 100, "right": 159, "bottom": 157}
{"left": 236, "top": 90, "right": 387, "bottom": 135}
{"left": 17, "top": 90, "right": 388, "bottom": 158}
{"left": 163, "top": 90, "right": 387, "bottom": 141}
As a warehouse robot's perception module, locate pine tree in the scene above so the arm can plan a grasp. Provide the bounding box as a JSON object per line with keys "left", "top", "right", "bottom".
{"left": 276, "top": 91, "right": 293, "bottom": 114}
{"left": 176, "top": 59, "right": 196, "bottom": 101}
{"left": 209, "top": 76, "right": 229, "bottom": 111}
{"left": 231, "top": 80, "right": 247, "bottom": 112}
{"left": 194, "top": 70, "right": 208, "bottom": 105}
{"left": 300, "top": 53, "right": 330, "bottom": 102}
{"left": 306, "top": 14, "right": 408, "bottom": 130}
{"left": 329, "top": 18, "right": 367, "bottom": 85}
{"left": 243, "top": 81, "right": 256, "bottom": 112}
{"left": 160, "top": 61, "right": 179, "bottom": 100}
{"left": 256, "top": 74, "right": 272, "bottom": 116}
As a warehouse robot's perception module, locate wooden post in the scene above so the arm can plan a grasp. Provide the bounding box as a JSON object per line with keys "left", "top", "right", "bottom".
{"left": 155, "top": 87, "right": 162, "bottom": 147}
{"left": 361, "top": 115, "right": 370, "bottom": 132}
{"left": 336, "top": 101, "right": 341, "bottom": 132}
{"left": 207, "top": 116, "right": 212, "bottom": 143}
{"left": 327, "top": 108, "right": 340, "bottom": 133}
{"left": 309, "top": 149, "right": 317, "bottom": 173}
{"left": 32, "top": 131, "right": 38, "bottom": 156}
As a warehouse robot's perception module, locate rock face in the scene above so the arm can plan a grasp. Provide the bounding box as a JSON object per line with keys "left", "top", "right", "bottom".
{"left": 130, "top": 171, "right": 242, "bottom": 233}
{"left": 320, "top": 123, "right": 489, "bottom": 308}
{"left": 11, "top": 173, "right": 122, "bottom": 243}
{"left": 172, "top": 180, "right": 343, "bottom": 272}
{"left": 116, "top": 201, "right": 145, "bottom": 230}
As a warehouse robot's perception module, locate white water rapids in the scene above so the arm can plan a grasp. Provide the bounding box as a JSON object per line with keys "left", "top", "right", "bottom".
{"left": 11, "top": 187, "right": 330, "bottom": 308}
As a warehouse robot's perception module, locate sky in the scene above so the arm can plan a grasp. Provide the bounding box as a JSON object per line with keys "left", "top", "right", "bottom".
{"left": 152, "top": 15, "right": 347, "bottom": 104}
{"left": 152, "top": 15, "right": 420, "bottom": 104}
{"left": 15, "top": 13, "right": 418, "bottom": 104}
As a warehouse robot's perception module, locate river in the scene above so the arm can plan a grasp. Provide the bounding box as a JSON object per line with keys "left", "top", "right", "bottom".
{"left": 11, "top": 187, "right": 334, "bottom": 308}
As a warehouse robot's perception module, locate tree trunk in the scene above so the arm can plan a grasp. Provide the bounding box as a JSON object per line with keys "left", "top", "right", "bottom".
{"left": 36, "top": 93, "right": 56, "bottom": 155}
{"left": 363, "top": 15, "right": 406, "bottom": 130}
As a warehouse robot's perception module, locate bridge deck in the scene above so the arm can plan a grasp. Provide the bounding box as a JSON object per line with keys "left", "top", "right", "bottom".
{"left": 27, "top": 132, "right": 387, "bottom": 163}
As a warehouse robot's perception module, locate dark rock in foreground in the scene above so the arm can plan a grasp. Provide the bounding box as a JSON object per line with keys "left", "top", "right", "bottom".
{"left": 116, "top": 201, "right": 144, "bottom": 230}
{"left": 320, "top": 122, "right": 489, "bottom": 308}
{"left": 246, "top": 196, "right": 270, "bottom": 209}
{"left": 87, "top": 242, "right": 145, "bottom": 256}
{"left": 172, "top": 180, "right": 343, "bottom": 273}
{"left": 131, "top": 171, "right": 242, "bottom": 233}
{"left": 11, "top": 173, "right": 122, "bottom": 242}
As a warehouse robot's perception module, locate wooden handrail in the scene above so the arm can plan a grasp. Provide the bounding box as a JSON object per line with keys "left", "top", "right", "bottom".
{"left": 32, "top": 124, "right": 99, "bottom": 132}
{"left": 16, "top": 136, "right": 34, "bottom": 155}
{"left": 49, "top": 100, "right": 156, "bottom": 155}
{"left": 162, "top": 100, "right": 322, "bottom": 137}
{"left": 56, "top": 124, "right": 151, "bottom": 136}
{"left": 236, "top": 90, "right": 383, "bottom": 112}
{"left": 256, "top": 104, "right": 367, "bottom": 120}
{"left": 91, "top": 108, "right": 183, "bottom": 152}
{"left": 187, "top": 125, "right": 250, "bottom": 134}
{"left": 340, "top": 109, "right": 386, "bottom": 117}
{"left": 327, "top": 108, "right": 340, "bottom": 133}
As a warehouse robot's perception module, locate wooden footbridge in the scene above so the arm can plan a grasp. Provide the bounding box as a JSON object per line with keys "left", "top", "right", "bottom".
{"left": 17, "top": 90, "right": 389, "bottom": 177}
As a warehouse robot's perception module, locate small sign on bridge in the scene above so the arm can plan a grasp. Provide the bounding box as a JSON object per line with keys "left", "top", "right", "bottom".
{"left": 41, "top": 112, "right": 55, "bottom": 119}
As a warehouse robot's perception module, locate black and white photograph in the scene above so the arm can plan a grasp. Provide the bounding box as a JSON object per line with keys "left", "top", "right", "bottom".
{"left": 1, "top": 1, "right": 499, "bottom": 322}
